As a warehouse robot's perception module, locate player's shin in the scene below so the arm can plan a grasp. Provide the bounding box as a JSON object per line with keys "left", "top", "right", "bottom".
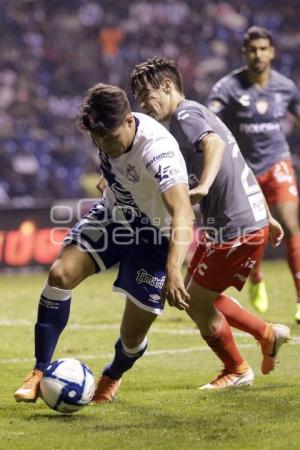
{"left": 214, "top": 294, "right": 267, "bottom": 340}
{"left": 34, "top": 282, "right": 72, "bottom": 372}
{"left": 202, "top": 312, "right": 244, "bottom": 372}
{"left": 103, "top": 336, "right": 148, "bottom": 379}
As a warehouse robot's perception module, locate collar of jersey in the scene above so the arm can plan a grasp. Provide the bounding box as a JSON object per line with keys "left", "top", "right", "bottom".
{"left": 124, "top": 116, "right": 139, "bottom": 154}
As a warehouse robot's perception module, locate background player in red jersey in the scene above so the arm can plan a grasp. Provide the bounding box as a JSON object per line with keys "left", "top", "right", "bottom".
{"left": 131, "top": 57, "right": 290, "bottom": 389}
{"left": 208, "top": 26, "right": 300, "bottom": 321}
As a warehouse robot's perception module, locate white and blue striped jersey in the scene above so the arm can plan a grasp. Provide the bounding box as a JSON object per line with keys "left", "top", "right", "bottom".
{"left": 99, "top": 112, "right": 188, "bottom": 236}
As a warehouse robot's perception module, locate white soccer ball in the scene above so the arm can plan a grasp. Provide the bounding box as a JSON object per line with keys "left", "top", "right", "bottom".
{"left": 40, "top": 358, "right": 95, "bottom": 413}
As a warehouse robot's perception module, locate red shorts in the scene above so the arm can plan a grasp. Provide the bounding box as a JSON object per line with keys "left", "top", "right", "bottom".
{"left": 187, "top": 226, "right": 269, "bottom": 293}
{"left": 257, "top": 159, "right": 299, "bottom": 204}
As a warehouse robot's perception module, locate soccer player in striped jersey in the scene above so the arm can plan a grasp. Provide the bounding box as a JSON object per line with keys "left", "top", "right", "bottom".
{"left": 14, "top": 83, "right": 195, "bottom": 403}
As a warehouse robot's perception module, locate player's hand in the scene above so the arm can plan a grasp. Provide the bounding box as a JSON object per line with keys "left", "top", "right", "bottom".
{"left": 189, "top": 184, "right": 209, "bottom": 205}
{"left": 268, "top": 216, "right": 284, "bottom": 247}
{"left": 161, "top": 269, "right": 190, "bottom": 310}
{"left": 96, "top": 176, "right": 107, "bottom": 194}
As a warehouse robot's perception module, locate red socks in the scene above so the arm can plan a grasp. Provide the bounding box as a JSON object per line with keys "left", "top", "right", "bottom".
{"left": 214, "top": 294, "right": 267, "bottom": 341}
{"left": 202, "top": 314, "right": 244, "bottom": 371}
{"left": 285, "top": 234, "right": 300, "bottom": 302}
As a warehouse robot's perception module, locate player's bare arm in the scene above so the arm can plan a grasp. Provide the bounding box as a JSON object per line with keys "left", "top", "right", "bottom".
{"left": 249, "top": 166, "right": 284, "bottom": 247}
{"left": 262, "top": 197, "right": 284, "bottom": 247}
{"left": 189, "top": 133, "right": 225, "bottom": 204}
{"left": 161, "top": 183, "right": 194, "bottom": 310}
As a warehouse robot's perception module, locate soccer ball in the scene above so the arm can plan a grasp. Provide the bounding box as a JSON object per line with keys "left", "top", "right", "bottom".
{"left": 40, "top": 358, "right": 95, "bottom": 413}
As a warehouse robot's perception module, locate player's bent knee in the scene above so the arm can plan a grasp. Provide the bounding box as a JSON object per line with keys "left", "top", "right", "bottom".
{"left": 48, "top": 261, "right": 78, "bottom": 290}
{"left": 120, "top": 332, "right": 147, "bottom": 350}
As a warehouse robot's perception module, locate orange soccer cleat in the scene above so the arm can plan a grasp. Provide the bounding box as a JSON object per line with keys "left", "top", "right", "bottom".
{"left": 92, "top": 375, "right": 122, "bottom": 403}
{"left": 259, "top": 323, "right": 291, "bottom": 374}
{"left": 14, "top": 369, "right": 43, "bottom": 402}
{"left": 199, "top": 361, "right": 254, "bottom": 390}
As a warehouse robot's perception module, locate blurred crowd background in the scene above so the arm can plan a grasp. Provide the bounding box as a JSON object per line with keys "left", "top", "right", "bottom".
{"left": 1, "top": 0, "right": 300, "bottom": 206}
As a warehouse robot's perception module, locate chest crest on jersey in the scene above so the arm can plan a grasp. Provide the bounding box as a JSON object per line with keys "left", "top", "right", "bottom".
{"left": 126, "top": 164, "right": 140, "bottom": 183}
{"left": 255, "top": 98, "right": 269, "bottom": 115}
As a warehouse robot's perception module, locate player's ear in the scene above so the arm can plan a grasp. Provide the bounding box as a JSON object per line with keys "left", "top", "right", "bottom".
{"left": 125, "top": 113, "right": 135, "bottom": 128}
{"left": 161, "top": 78, "right": 172, "bottom": 93}
{"left": 269, "top": 45, "right": 275, "bottom": 60}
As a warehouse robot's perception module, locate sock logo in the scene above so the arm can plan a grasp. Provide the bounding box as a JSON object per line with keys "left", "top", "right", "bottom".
{"left": 136, "top": 269, "right": 165, "bottom": 289}
{"left": 40, "top": 297, "right": 60, "bottom": 310}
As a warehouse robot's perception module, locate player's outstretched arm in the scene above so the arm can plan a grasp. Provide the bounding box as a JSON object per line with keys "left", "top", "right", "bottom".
{"left": 161, "top": 183, "right": 194, "bottom": 310}
{"left": 189, "top": 133, "right": 225, "bottom": 204}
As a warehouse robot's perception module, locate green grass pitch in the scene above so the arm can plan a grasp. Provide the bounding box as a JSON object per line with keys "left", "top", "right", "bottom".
{"left": 1, "top": 260, "right": 300, "bottom": 450}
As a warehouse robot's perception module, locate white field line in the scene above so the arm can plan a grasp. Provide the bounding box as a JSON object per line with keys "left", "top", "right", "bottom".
{"left": 0, "top": 344, "right": 256, "bottom": 365}
{"left": 1, "top": 319, "right": 300, "bottom": 341}
{"left": 1, "top": 318, "right": 299, "bottom": 365}
{"left": 1, "top": 319, "right": 300, "bottom": 340}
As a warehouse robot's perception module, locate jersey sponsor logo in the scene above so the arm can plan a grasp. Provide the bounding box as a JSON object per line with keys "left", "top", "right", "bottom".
{"left": 154, "top": 165, "right": 170, "bottom": 181}
{"left": 256, "top": 98, "right": 268, "bottom": 115}
{"left": 177, "top": 110, "right": 190, "bottom": 121}
{"left": 239, "top": 122, "right": 281, "bottom": 134}
{"left": 248, "top": 192, "right": 267, "bottom": 222}
{"left": 125, "top": 164, "right": 140, "bottom": 183}
{"left": 145, "top": 151, "right": 175, "bottom": 170}
{"left": 238, "top": 95, "right": 250, "bottom": 107}
{"left": 136, "top": 269, "right": 165, "bottom": 289}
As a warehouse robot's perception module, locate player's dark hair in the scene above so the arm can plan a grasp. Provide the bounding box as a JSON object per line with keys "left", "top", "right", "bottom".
{"left": 243, "top": 26, "right": 274, "bottom": 48}
{"left": 130, "top": 57, "right": 183, "bottom": 96}
{"left": 77, "top": 83, "right": 131, "bottom": 136}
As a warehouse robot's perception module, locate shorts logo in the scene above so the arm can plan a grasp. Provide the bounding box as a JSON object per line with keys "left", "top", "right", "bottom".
{"left": 126, "top": 164, "right": 140, "bottom": 183}
{"left": 256, "top": 98, "right": 268, "bottom": 115}
{"left": 197, "top": 262, "right": 208, "bottom": 276}
{"left": 233, "top": 273, "right": 248, "bottom": 282}
{"left": 243, "top": 258, "right": 256, "bottom": 269}
{"left": 148, "top": 294, "right": 161, "bottom": 303}
{"left": 136, "top": 269, "right": 165, "bottom": 289}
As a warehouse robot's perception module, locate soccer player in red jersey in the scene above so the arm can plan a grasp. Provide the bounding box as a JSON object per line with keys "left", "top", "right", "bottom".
{"left": 131, "top": 57, "right": 290, "bottom": 389}
{"left": 208, "top": 26, "right": 300, "bottom": 321}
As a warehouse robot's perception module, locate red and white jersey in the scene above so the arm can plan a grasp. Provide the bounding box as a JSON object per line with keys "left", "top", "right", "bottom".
{"left": 99, "top": 112, "right": 188, "bottom": 235}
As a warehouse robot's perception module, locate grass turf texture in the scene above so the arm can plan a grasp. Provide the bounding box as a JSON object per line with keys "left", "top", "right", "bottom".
{"left": 1, "top": 260, "right": 300, "bottom": 450}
